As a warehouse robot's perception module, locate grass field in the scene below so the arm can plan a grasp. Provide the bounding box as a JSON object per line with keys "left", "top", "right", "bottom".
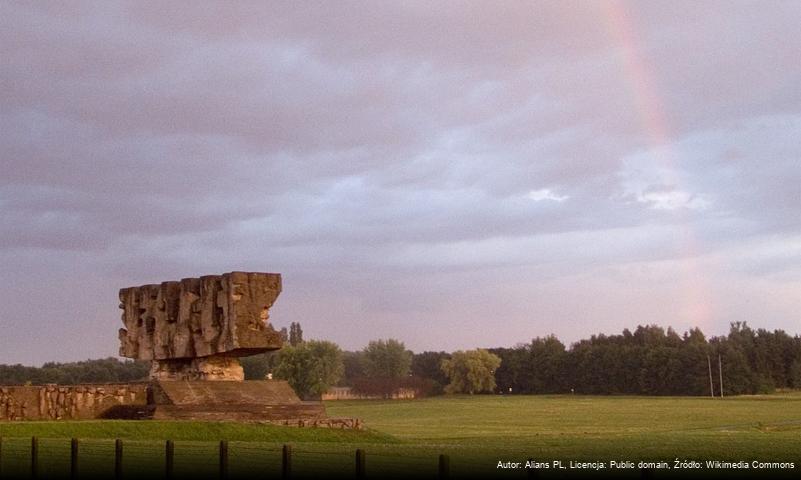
{"left": 1, "top": 394, "right": 800, "bottom": 478}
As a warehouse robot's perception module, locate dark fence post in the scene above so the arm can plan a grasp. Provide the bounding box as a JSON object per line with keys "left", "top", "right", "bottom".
{"left": 282, "top": 444, "right": 292, "bottom": 479}
{"left": 527, "top": 458, "right": 539, "bottom": 479}
{"left": 219, "top": 440, "right": 229, "bottom": 480}
{"left": 355, "top": 449, "right": 365, "bottom": 478}
{"left": 165, "top": 440, "right": 174, "bottom": 479}
{"left": 438, "top": 454, "right": 450, "bottom": 479}
{"left": 114, "top": 439, "right": 123, "bottom": 480}
{"left": 31, "top": 436, "right": 38, "bottom": 479}
{"left": 70, "top": 438, "right": 79, "bottom": 479}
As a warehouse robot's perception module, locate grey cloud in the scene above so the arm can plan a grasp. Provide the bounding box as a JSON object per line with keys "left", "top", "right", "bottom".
{"left": 1, "top": 1, "right": 799, "bottom": 363}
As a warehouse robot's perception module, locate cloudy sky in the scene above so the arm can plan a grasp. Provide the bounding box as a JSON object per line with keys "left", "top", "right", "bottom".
{"left": 1, "top": 1, "right": 799, "bottom": 365}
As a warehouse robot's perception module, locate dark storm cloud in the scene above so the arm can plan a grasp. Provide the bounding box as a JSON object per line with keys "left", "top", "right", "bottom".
{"left": 1, "top": 1, "right": 799, "bottom": 364}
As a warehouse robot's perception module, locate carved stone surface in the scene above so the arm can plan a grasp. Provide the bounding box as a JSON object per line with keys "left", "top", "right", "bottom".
{"left": 0, "top": 270, "right": 361, "bottom": 427}
{"left": 0, "top": 381, "right": 361, "bottom": 427}
{"left": 0, "top": 384, "right": 148, "bottom": 421}
{"left": 118, "top": 272, "right": 282, "bottom": 380}
{"left": 149, "top": 356, "right": 245, "bottom": 381}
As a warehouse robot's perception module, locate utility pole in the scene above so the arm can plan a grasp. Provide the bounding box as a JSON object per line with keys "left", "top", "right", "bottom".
{"left": 707, "top": 355, "right": 715, "bottom": 397}
{"left": 718, "top": 354, "right": 724, "bottom": 398}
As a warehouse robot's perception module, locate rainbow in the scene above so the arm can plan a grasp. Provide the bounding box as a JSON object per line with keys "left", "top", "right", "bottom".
{"left": 599, "top": 1, "right": 714, "bottom": 332}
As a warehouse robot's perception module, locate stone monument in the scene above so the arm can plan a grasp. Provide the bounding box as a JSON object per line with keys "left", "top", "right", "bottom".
{"left": 0, "top": 271, "right": 361, "bottom": 428}
{"left": 118, "top": 271, "right": 283, "bottom": 381}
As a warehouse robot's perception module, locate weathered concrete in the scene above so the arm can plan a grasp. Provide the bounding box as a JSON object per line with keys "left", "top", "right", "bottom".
{"left": 0, "top": 384, "right": 148, "bottom": 421}
{"left": 147, "top": 380, "right": 326, "bottom": 421}
{"left": 152, "top": 379, "right": 302, "bottom": 406}
{"left": 118, "top": 272, "right": 283, "bottom": 380}
{"left": 0, "top": 271, "right": 361, "bottom": 428}
{"left": 111, "top": 380, "right": 330, "bottom": 423}
{"left": 148, "top": 355, "right": 245, "bottom": 381}
{"left": 0, "top": 381, "right": 359, "bottom": 428}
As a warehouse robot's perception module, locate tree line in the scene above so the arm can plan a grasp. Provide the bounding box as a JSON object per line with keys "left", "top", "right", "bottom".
{"left": 490, "top": 322, "right": 801, "bottom": 396}
{"left": 0, "top": 358, "right": 149, "bottom": 385}
{"left": 2, "top": 322, "right": 799, "bottom": 398}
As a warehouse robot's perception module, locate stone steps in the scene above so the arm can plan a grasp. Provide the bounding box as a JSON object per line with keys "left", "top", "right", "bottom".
{"left": 151, "top": 402, "right": 326, "bottom": 421}
{"left": 153, "top": 380, "right": 302, "bottom": 405}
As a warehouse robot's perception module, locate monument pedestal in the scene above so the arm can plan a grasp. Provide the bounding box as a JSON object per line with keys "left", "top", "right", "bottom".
{"left": 1, "top": 271, "right": 362, "bottom": 429}
{"left": 98, "top": 380, "right": 328, "bottom": 422}
{"left": 149, "top": 379, "right": 326, "bottom": 421}
{"left": 149, "top": 356, "right": 245, "bottom": 381}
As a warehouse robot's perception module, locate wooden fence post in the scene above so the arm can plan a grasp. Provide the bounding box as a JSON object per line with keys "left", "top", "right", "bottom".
{"left": 282, "top": 444, "right": 292, "bottom": 479}
{"left": 70, "top": 438, "right": 79, "bottom": 479}
{"left": 114, "top": 439, "right": 123, "bottom": 480}
{"left": 165, "top": 440, "right": 174, "bottom": 479}
{"left": 219, "top": 440, "right": 229, "bottom": 479}
{"left": 527, "top": 458, "right": 539, "bottom": 479}
{"left": 355, "top": 449, "right": 365, "bottom": 478}
{"left": 31, "top": 436, "right": 38, "bottom": 479}
{"left": 438, "top": 454, "right": 450, "bottom": 479}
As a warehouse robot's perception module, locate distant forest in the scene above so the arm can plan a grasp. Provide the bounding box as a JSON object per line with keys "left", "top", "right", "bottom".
{"left": 488, "top": 322, "right": 801, "bottom": 396}
{"left": 0, "top": 357, "right": 149, "bottom": 386}
{"left": 1, "top": 322, "right": 799, "bottom": 396}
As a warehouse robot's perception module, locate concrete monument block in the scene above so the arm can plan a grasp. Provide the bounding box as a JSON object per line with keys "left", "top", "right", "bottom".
{"left": 0, "top": 270, "right": 359, "bottom": 427}
{"left": 118, "top": 272, "right": 283, "bottom": 380}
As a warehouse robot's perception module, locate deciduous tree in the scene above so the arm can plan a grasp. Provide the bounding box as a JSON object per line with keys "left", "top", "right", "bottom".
{"left": 289, "top": 322, "right": 304, "bottom": 346}
{"left": 441, "top": 349, "right": 501, "bottom": 394}
{"left": 274, "top": 340, "right": 343, "bottom": 399}
{"left": 362, "top": 339, "right": 412, "bottom": 379}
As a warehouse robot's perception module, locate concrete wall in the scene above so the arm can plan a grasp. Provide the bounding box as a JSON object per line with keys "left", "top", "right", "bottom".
{"left": 0, "top": 381, "right": 360, "bottom": 428}
{"left": 0, "top": 383, "right": 148, "bottom": 421}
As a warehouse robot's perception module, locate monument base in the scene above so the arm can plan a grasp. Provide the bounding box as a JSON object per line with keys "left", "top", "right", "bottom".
{"left": 149, "top": 355, "right": 245, "bottom": 381}
{"left": 1, "top": 380, "right": 362, "bottom": 428}
{"left": 149, "top": 379, "right": 325, "bottom": 420}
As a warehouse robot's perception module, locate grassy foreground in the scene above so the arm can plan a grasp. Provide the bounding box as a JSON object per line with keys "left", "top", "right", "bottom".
{"left": 0, "top": 394, "right": 800, "bottom": 478}
{"left": 326, "top": 393, "right": 801, "bottom": 460}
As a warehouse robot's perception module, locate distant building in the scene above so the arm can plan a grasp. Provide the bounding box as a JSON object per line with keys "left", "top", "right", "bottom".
{"left": 322, "top": 386, "right": 416, "bottom": 401}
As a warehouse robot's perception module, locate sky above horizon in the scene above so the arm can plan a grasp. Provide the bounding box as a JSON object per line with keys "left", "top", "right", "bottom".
{"left": 1, "top": 1, "right": 799, "bottom": 366}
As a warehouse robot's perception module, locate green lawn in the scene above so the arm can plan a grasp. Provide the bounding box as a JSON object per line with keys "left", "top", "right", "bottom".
{"left": 1, "top": 394, "right": 800, "bottom": 478}
{"left": 326, "top": 393, "right": 801, "bottom": 460}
